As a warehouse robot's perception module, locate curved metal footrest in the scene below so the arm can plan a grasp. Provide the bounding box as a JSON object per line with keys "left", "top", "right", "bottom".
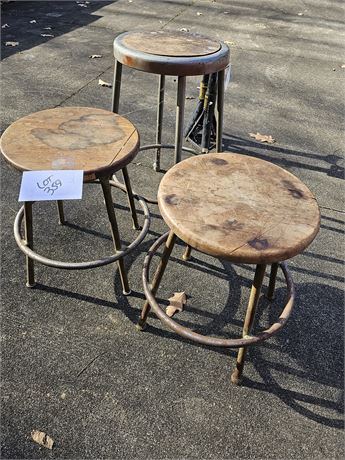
{"left": 132, "top": 143, "right": 199, "bottom": 204}
{"left": 142, "top": 231, "right": 295, "bottom": 348}
{"left": 14, "top": 180, "right": 150, "bottom": 270}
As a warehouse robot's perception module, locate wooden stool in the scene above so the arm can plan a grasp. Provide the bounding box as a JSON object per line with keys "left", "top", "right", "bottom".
{"left": 112, "top": 30, "right": 230, "bottom": 174}
{"left": 0, "top": 106, "right": 150, "bottom": 294}
{"left": 138, "top": 152, "right": 320, "bottom": 383}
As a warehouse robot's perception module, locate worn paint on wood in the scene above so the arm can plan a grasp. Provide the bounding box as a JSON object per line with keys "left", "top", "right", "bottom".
{"left": 158, "top": 153, "right": 320, "bottom": 263}
{"left": 0, "top": 107, "right": 139, "bottom": 179}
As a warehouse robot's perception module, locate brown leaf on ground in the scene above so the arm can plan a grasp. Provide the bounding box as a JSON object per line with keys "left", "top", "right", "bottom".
{"left": 166, "top": 292, "right": 187, "bottom": 317}
{"left": 5, "top": 41, "right": 19, "bottom": 47}
{"left": 249, "top": 132, "right": 275, "bottom": 143}
{"left": 89, "top": 54, "right": 102, "bottom": 59}
{"left": 31, "top": 430, "right": 54, "bottom": 450}
{"left": 98, "top": 79, "right": 112, "bottom": 88}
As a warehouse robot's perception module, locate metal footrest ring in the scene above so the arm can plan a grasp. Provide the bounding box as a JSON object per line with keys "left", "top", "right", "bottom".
{"left": 131, "top": 143, "right": 199, "bottom": 204}
{"left": 14, "top": 180, "right": 150, "bottom": 270}
{"left": 142, "top": 231, "right": 295, "bottom": 348}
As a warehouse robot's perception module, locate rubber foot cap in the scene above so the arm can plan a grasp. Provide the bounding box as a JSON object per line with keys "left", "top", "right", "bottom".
{"left": 26, "top": 282, "right": 36, "bottom": 288}
{"left": 230, "top": 370, "right": 242, "bottom": 385}
{"left": 136, "top": 319, "right": 147, "bottom": 331}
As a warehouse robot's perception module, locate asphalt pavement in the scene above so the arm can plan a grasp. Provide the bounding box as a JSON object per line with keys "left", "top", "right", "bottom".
{"left": 1, "top": 1, "right": 344, "bottom": 459}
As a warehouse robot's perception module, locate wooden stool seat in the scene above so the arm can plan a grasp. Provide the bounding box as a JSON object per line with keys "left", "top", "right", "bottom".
{"left": 0, "top": 107, "right": 139, "bottom": 181}
{"left": 158, "top": 153, "right": 320, "bottom": 264}
{"left": 114, "top": 30, "right": 229, "bottom": 76}
{"left": 1, "top": 107, "right": 149, "bottom": 295}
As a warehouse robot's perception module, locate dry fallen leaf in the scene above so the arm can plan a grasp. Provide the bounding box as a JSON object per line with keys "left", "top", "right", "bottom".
{"left": 249, "top": 132, "right": 275, "bottom": 143}
{"left": 31, "top": 430, "right": 54, "bottom": 450}
{"left": 185, "top": 96, "right": 195, "bottom": 100}
{"left": 98, "top": 79, "right": 112, "bottom": 88}
{"left": 41, "top": 34, "right": 54, "bottom": 37}
{"left": 166, "top": 292, "right": 187, "bottom": 318}
{"left": 224, "top": 40, "right": 236, "bottom": 46}
{"left": 341, "top": 64, "right": 345, "bottom": 69}
{"left": 89, "top": 54, "right": 102, "bottom": 59}
{"left": 2, "top": 23, "right": 10, "bottom": 28}
{"left": 5, "top": 41, "right": 19, "bottom": 47}
{"left": 180, "top": 28, "right": 189, "bottom": 32}
{"left": 29, "top": 20, "right": 37, "bottom": 24}
{"left": 197, "top": 12, "right": 203, "bottom": 16}
{"left": 43, "top": 26, "right": 52, "bottom": 30}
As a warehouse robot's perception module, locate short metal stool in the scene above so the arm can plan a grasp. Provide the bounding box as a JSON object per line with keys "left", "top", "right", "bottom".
{"left": 0, "top": 107, "right": 150, "bottom": 294}
{"left": 112, "top": 30, "right": 230, "bottom": 172}
{"left": 138, "top": 152, "right": 320, "bottom": 383}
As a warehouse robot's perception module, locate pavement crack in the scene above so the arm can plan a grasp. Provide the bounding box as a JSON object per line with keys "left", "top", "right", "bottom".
{"left": 160, "top": 0, "right": 197, "bottom": 29}
{"left": 320, "top": 205, "right": 345, "bottom": 215}
{"left": 75, "top": 351, "right": 107, "bottom": 379}
{"left": 54, "top": 64, "right": 113, "bottom": 108}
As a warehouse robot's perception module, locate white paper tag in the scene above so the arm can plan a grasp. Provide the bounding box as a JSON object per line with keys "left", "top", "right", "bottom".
{"left": 224, "top": 64, "right": 231, "bottom": 90}
{"left": 19, "top": 170, "right": 83, "bottom": 202}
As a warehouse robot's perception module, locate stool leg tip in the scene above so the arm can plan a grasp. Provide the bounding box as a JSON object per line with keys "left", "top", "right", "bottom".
{"left": 133, "top": 224, "right": 141, "bottom": 231}
{"left": 230, "top": 370, "right": 242, "bottom": 385}
{"left": 26, "top": 281, "right": 36, "bottom": 289}
{"left": 122, "top": 289, "right": 132, "bottom": 296}
{"left": 136, "top": 318, "right": 147, "bottom": 331}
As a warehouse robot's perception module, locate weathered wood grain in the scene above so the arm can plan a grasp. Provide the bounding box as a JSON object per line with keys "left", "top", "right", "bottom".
{"left": 0, "top": 107, "right": 139, "bottom": 180}
{"left": 158, "top": 153, "right": 320, "bottom": 263}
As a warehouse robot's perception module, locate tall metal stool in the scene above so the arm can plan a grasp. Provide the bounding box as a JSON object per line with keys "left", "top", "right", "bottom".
{"left": 138, "top": 152, "right": 320, "bottom": 384}
{"left": 0, "top": 107, "right": 150, "bottom": 294}
{"left": 112, "top": 30, "right": 230, "bottom": 172}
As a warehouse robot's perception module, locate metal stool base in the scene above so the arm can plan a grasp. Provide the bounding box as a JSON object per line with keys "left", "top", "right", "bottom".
{"left": 141, "top": 231, "right": 296, "bottom": 382}
{"left": 14, "top": 180, "right": 150, "bottom": 280}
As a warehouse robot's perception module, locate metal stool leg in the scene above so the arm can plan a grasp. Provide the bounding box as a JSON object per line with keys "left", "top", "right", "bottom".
{"left": 231, "top": 263, "right": 266, "bottom": 384}
{"left": 137, "top": 230, "right": 177, "bottom": 330}
{"left": 216, "top": 69, "right": 225, "bottom": 152}
{"left": 24, "top": 201, "right": 35, "bottom": 288}
{"left": 182, "top": 244, "right": 192, "bottom": 261}
{"left": 174, "top": 76, "right": 186, "bottom": 164}
{"left": 56, "top": 200, "right": 65, "bottom": 225}
{"left": 122, "top": 166, "right": 140, "bottom": 230}
{"left": 112, "top": 60, "right": 122, "bottom": 113}
{"left": 154, "top": 74, "right": 165, "bottom": 172}
{"left": 267, "top": 262, "right": 279, "bottom": 301}
{"left": 101, "top": 177, "right": 131, "bottom": 295}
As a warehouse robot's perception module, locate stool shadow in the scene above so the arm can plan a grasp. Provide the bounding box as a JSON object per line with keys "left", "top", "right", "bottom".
{"left": 221, "top": 133, "right": 344, "bottom": 180}
{"left": 34, "top": 234, "right": 343, "bottom": 430}
{"left": 245, "top": 282, "right": 344, "bottom": 429}
{"left": 113, "top": 244, "right": 344, "bottom": 430}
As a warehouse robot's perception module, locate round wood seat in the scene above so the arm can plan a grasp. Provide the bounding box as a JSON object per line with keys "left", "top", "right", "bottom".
{"left": 113, "top": 30, "right": 229, "bottom": 76}
{"left": 0, "top": 107, "right": 139, "bottom": 181}
{"left": 158, "top": 153, "right": 320, "bottom": 264}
